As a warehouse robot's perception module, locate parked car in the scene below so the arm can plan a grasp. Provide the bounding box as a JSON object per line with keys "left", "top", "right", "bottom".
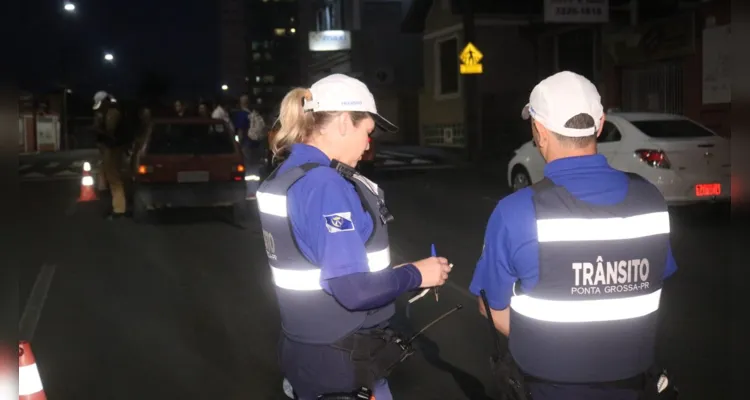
{"left": 507, "top": 112, "right": 731, "bottom": 206}
{"left": 131, "top": 118, "right": 252, "bottom": 224}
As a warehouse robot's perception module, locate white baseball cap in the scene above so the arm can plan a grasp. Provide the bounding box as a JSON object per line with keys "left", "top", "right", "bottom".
{"left": 521, "top": 71, "right": 604, "bottom": 137}
{"left": 92, "top": 91, "right": 116, "bottom": 110}
{"left": 302, "top": 74, "right": 398, "bottom": 132}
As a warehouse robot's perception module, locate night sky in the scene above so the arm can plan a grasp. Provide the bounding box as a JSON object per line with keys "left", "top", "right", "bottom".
{"left": 21, "top": 0, "right": 219, "bottom": 100}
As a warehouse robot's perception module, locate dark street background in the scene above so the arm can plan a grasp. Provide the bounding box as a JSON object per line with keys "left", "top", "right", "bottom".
{"left": 19, "top": 160, "right": 730, "bottom": 399}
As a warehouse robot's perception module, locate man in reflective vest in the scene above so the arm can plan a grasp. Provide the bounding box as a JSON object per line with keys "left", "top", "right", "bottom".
{"left": 469, "top": 71, "right": 678, "bottom": 400}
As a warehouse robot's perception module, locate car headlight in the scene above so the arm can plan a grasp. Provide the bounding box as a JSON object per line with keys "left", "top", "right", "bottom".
{"left": 83, "top": 161, "right": 92, "bottom": 172}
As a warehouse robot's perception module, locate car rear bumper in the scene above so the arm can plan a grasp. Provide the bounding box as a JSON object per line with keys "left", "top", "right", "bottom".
{"left": 652, "top": 175, "right": 731, "bottom": 206}
{"left": 134, "top": 181, "right": 247, "bottom": 208}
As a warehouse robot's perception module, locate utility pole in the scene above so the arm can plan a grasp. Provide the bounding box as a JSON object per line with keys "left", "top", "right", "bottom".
{"left": 462, "top": 0, "right": 480, "bottom": 163}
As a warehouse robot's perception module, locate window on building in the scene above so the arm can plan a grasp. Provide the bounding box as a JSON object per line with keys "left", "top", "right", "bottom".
{"left": 256, "top": 98, "right": 263, "bottom": 104}
{"left": 598, "top": 122, "right": 622, "bottom": 143}
{"left": 265, "top": 87, "right": 273, "bottom": 93}
{"left": 252, "top": 87, "right": 262, "bottom": 95}
{"left": 436, "top": 37, "right": 459, "bottom": 96}
{"left": 263, "top": 75, "right": 275, "bottom": 84}
{"left": 265, "top": 52, "right": 272, "bottom": 61}
{"left": 274, "top": 28, "right": 286, "bottom": 36}
{"left": 251, "top": 41, "right": 260, "bottom": 51}
{"left": 263, "top": 41, "right": 270, "bottom": 49}
{"left": 255, "top": 76, "right": 261, "bottom": 83}
{"left": 252, "top": 52, "right": 261, "bottom": 61}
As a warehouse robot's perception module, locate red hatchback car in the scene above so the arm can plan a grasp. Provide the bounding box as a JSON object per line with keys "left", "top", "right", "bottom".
{"left": 132, "top": 118, "right": 251, "bottom": 224}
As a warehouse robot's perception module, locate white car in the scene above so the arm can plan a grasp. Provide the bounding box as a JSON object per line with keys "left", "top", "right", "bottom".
{"left": 507, "top": 112, "right": 731, "bottom": 206}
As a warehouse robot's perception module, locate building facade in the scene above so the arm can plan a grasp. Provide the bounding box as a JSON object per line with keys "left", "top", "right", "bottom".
{"left": 417, "top": 0, "right": 730, "bottom": 164}
{"left": 219, "top": 0, "right": 248, "bottom": 98}
{"left": 297, "top": 0, "right": 423, "bottom": 144}
{"left": 246, "top": 0, "right": 301, "bottom": 114}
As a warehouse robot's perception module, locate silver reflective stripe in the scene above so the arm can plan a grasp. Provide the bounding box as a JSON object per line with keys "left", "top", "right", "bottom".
{"left": 272, "top": 247, "right": 391, "bottom": 291}
{"left": 536, "top": 212, "right": 670, "bottom": 243}
{"left": 257, "top": 191, "right": 288, "bottom": 217}
{"left": 19, "top": 363, "right": 44, "bottom": 396}
{"left": 510, "top": 289, "right": 662, "bottom": 322}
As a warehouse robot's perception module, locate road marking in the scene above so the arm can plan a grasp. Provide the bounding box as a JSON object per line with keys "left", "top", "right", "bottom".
{"left": 54, "top": 170, "right": 78, "bottom": 177}
{"left": 19, "top": 264, "right": 57, "bottom": 341}
{"left": 71, "top": 160, "right": 85, "bottom": 167}
{"left": 380, "top": 150, "right": 421, "bottom": 158}
{"left": 19, "top": 164, "right": 31, "bottom": 171}
{"left": 21, "top": 174, "right": 80, "bottom": 182}
{"left": 411, "top": 158, "right": 434, "bottom": 165}
{"left": 45, "top": 162, "right": 59, "bottom": 168}
{"left": 383, "top": 159, "right": 408, "bottom": 166}
{"left": 379, "top": 164, "right": 456, "bottom": 171}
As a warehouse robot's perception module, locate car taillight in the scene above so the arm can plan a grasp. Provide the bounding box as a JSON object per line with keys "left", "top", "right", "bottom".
{"left": 634, "top": 149, "right": 671, "bottom": 169}
{"left": 232, "top": 164, "right": 245, "bottom": 181}
{"left": 138, "top": 165, "right": 153, "bottom": 174}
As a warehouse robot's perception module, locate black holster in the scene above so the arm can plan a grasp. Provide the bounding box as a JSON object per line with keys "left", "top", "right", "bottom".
{"left": 331, "top": 328, "right": 415, "bottom": 389}
{"left": 490, "top": 355, "right": 529, "bottom": 400}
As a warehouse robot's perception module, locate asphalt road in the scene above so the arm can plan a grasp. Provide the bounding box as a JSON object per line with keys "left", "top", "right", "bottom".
{"left": 19, "top": 167, "right": 731, "bottom": 400}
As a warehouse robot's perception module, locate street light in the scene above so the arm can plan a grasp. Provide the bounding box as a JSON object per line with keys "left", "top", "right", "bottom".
{"left": 104, "top": 53, "right": 114, "bottom": 62}
{"left": 221, "top": 84, "right": 229, "bottom": 91}
{"left": 64, "top": 2, "right": 75, "bottom": 12}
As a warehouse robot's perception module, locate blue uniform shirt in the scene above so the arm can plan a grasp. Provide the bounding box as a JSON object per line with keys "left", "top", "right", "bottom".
{"left": 278, "top": 144, "right": 374, "bottom": 292}
{"left": 231, "top": 109, "right": 250, "bottom": 138}
{"left": 470, "top": 154, "right": 679, "bottom": 310}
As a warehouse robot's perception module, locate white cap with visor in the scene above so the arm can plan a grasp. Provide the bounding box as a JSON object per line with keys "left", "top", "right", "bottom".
{"left": 302, "top": 74, "right": 398, "bottom": 133}
{"left": 521, "top": 71, "right": 603, "bottom": 137}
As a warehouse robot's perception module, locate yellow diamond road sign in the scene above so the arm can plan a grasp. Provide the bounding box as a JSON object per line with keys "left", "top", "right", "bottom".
{"left": 459, "top": 42, "right": 483, "bottom": 74}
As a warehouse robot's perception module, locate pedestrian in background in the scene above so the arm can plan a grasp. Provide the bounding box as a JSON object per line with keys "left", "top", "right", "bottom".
{"left": 92, "top": 90, "right": 128, "bottom": 219}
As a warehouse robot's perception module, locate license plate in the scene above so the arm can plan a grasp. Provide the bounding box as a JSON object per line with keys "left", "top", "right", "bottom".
{"left": 695, "top": 183, "right": 721, "bottom": 197}
{"left": 177, "top": 171, "right": 209, "bottom": 183}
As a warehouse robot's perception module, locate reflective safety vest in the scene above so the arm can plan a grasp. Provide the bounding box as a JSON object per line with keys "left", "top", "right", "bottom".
{"left": 509, "top": 173, "right": 669, "bottom": 383}
{"left": 256, "top": 162, "right": 395, "bottom": 344}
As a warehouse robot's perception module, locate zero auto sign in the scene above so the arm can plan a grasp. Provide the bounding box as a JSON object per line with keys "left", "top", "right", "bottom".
{"left": 309, "top": 30, "right": 352, "bottom": 52}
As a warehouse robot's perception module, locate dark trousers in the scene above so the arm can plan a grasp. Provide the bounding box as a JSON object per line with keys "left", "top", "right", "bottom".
{"left": 528, "top": 382, "right": 640, "bottom": 400}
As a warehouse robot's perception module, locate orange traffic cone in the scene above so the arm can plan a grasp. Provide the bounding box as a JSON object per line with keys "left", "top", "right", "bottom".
{"left": 78, "top": 171, "right": 98, "bottom": 202}
{"left": 18, "top": 341, "right": 46, "bottom": 400}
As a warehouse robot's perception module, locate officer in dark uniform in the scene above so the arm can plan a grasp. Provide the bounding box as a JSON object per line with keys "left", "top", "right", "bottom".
{"left": 256, "top": 74, "right": 452, "bottom": 400}
{"left": 470, "top": 71, "right": 679, "bottom": 400}
{"left": 92, "top": 90, "right": 129, "bottom": 219}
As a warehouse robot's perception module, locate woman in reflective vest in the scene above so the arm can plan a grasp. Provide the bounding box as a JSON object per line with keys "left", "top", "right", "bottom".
{"left": 256, "top": 74, "right": 452, "bottom": 400}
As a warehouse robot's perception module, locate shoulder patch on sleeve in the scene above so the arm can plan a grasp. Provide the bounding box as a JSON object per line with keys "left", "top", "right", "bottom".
{"left": 324, "top": 212, "right": 355, "bottom": 233}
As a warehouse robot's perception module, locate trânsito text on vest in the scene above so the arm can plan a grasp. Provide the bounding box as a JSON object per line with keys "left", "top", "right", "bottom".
{"left": 571, "top": 256, "right": 651, "bottom": 295}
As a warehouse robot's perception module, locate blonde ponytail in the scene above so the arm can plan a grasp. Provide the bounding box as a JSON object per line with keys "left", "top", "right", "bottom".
{"left": 271, "top": 88, "right": 315, "bottom": 156}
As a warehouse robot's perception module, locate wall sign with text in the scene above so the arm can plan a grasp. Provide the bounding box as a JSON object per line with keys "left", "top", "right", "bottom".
{"left": 544, "top": 0, "right": 609, "bottom": 23}
{"left": 308, "top": 30, "right": 352, "bottom": 52}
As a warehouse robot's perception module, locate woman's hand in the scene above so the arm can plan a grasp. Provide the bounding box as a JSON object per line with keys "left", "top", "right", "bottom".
{"left": 412, "top": 257, "right": 452, "bottom": 288}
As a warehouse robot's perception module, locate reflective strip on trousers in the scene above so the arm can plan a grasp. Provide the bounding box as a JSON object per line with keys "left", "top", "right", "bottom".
{"left": 19, "top": 363, "right": 44, "bottom": 396}
{"left": 536, "top": 212, "right": 670, "bottom": 242}
{"left": 510, "top": 289, "right": 662, "bottom": 322}
{"left": 272, "top": 247, "right": 391, "bottom": 291}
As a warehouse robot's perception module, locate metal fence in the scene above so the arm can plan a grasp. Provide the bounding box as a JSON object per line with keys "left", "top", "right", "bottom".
{"left": 620, "top": 62, "right": 684, "bottom": 115}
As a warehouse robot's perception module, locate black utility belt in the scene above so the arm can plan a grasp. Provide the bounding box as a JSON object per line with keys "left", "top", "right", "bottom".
{"left": 330, "top": 328, "right": 414, "bottom": 389}
{"left": 524, "top": 373, "right": 646, "bottom": 391}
